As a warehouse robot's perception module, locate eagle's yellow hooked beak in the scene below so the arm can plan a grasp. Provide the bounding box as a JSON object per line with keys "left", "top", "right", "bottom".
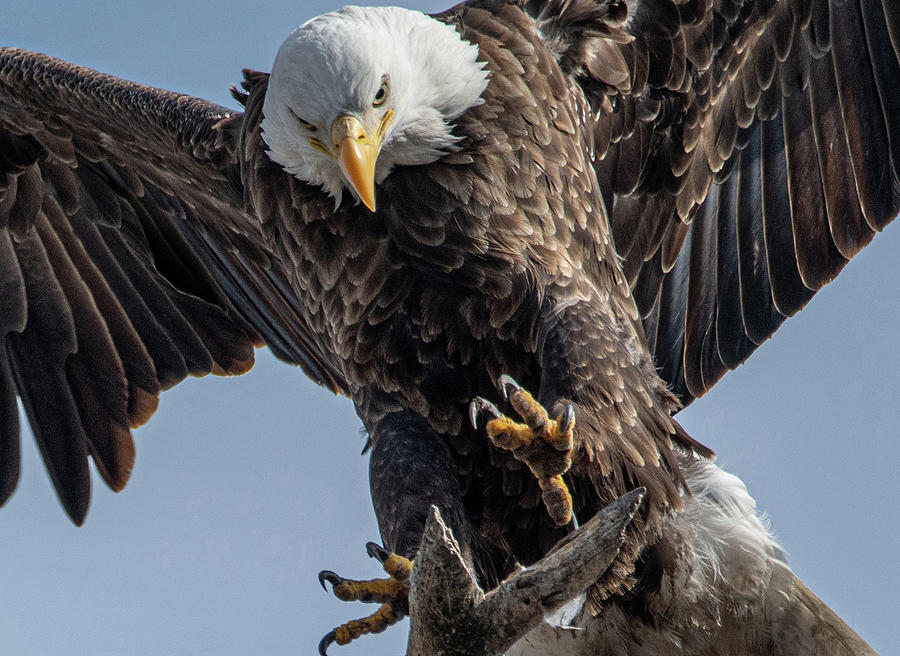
{"left": 331, "top": 112, "right": 392, "bottom": 212}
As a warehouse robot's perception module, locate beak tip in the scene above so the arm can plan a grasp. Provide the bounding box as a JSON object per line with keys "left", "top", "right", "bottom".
{"left": 335, "top": 128, "right": 379, "bottom": 216}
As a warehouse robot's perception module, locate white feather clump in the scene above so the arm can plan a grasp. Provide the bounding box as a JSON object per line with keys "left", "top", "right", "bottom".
{"left": 262, "top": 6, "right": 489, "bottom": 206}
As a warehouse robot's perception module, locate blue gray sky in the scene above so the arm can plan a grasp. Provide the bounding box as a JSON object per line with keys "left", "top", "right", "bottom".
{"left": 2, "top": 2, "right": 898, "bottom": 654}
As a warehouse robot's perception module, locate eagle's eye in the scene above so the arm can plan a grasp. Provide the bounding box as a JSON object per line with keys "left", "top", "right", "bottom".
{"left": 373, "top": 76, "right": 389, "bottom": 106}
{"left": 291, "top": 109, "right": 317, "bottom": 131}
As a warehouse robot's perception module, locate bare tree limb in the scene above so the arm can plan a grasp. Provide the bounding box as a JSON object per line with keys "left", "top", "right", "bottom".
{"left": 406, "top": 488, "right": 645, "bottom": 656}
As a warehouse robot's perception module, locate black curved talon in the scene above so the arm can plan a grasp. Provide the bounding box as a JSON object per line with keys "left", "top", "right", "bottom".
{"left": 468, "top": 400, "right": 479, "bottom": 429}
{"left": 318, "top": 630, "right": 336, "bottom": 656}
{"left": 318, "top": 570, "right": 342, "bottom": 591}
{"left": 559, "top": 404, "right": 575, "bottom": 435}
{"left": 366, "top": 541, "right": 390, "bottom": 563}
{"left": 469, "top": 397, "right": 501, "bottom": 429}
{"left": 498, "top": 374, "right": 521, "bottom": 400}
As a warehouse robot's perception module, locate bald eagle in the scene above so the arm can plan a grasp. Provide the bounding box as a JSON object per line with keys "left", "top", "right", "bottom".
{"left": 1, "top": 0, "right": 897, "bottom": 654}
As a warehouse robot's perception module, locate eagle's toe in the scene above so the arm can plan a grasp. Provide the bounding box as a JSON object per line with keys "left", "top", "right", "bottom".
{"left": 317, "top": 543, "right": 411, "bottom": 653}
{"left": 473, "top": 377, "right": 576, "bottom": 526}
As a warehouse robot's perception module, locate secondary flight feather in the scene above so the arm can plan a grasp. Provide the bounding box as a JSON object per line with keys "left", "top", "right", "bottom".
{"left": 1, "top": 0, "right": 897, "bottom": 653}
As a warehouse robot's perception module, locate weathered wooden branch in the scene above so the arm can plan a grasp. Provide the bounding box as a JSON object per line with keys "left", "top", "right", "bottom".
{"left": 405, "top": 488, "right": 645, "bottom": 656}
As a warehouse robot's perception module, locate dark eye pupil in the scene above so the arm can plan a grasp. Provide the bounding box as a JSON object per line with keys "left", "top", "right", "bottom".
{"left": 375, "top": 87, "right": 385, "bottom": 100}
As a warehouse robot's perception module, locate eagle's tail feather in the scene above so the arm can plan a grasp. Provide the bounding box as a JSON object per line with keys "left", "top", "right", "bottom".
{"left": 763, "top": 566, "right": 877, "bottom": 656}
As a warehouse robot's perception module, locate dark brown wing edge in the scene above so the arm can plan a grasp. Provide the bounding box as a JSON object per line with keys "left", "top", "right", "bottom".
{"left": 0, "top": 48, "right": 346, "bottom": 524}
{"left": 542, "top": 0, "right": 900, "bottom": 404}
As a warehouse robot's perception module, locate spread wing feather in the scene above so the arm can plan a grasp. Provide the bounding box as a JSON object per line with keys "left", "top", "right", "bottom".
{"left": 0, "top": 49, "right": 345, "bottom": 523}
{"left": 535, "top": 0, "right": 900, "bottom": 403}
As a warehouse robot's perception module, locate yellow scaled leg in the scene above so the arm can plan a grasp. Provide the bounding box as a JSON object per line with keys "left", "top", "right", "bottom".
{"left": 317, "top": 542, "right": 413, "bottom": 655}
{"left": 470, "top": 375, "right": 575, "bottom": 526}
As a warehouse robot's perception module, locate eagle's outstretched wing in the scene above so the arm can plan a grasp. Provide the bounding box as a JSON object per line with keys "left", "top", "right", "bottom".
{"left": 0, "top": 49, "right": 344, "bottom": 523}
{"left": 535, "top": 0, "right": 899, "bottom": 402}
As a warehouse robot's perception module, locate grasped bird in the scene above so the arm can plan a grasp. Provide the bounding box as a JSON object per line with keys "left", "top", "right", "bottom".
{"left": 1, "top": 0, "right": 897, "bottom": 654}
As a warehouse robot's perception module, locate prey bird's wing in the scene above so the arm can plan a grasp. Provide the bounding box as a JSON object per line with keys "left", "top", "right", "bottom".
{"left": 0, "top": 49, "right": 346, "bottom": 523}
{"left": 540, "top": 0, "right": 900, "bottom": 403}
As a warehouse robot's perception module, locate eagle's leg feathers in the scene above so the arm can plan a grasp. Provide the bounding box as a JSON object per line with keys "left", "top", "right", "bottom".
{"left": 470, "top": 376, "right": 575, "bottom": 526}
{"left": 317, "top": 542, "right": 412, "bottom": 655}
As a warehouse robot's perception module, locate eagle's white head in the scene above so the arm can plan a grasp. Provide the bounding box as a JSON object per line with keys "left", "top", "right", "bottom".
{"left": 261, "top": 5, "right": 490, "bottom": 211}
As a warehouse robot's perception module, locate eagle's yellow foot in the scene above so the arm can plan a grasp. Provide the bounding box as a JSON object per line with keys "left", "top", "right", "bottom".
{"left": 317, "top": 542, "right": 412, "bottom": 655}
{"left": 470, "top": 375, "right": 575, "bottom": 527}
